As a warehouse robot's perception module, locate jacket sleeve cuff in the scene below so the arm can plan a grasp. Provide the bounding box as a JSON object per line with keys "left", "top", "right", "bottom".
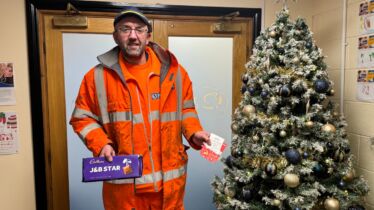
{"left": 91, "top": 139, "right": 112, "bottom": 157}
{"left": 187, "top": 130, "right": 203, "bottom": 150}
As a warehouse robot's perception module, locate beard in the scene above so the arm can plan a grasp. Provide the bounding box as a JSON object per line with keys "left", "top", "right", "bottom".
{"left": 121, "top": 40, "right": 147, "bottom": 59}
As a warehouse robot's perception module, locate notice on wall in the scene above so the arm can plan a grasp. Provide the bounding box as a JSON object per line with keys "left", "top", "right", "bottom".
{"left": 357, "top": 35, "right": 374, "bottom": 68}
{"left": 0, "top": 62, "right": 15, "bottom": 105}
{"left": 359, "top": 1, "right": 374, "bottom": 34}
{"left": 0, "top": 112, "right": 18, "bottom": 154}
{"left": 356, "top": 70, "right": 374, "bottom": 101}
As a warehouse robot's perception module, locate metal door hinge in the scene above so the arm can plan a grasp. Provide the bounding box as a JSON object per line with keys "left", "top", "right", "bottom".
{"left": 52, "top": 3, "right": 88, "bottom": 28}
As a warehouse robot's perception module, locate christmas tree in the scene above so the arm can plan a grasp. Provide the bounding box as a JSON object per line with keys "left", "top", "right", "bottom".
{"left": 212, "top": 8, "right": 369, "bottom": 210}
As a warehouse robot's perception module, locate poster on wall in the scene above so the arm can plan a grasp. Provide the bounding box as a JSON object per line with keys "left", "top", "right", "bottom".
{"left": 356, "top": 35, "right": 374, "bottom": 68}
{"left": 359, "top": 1, "right": 374, "bottom": 34}
{"left": 356, "top": 70, "right": 374, "bottom": 101}
{"left": 0, "top": 62, "right": 15, "bottom": 105}
{"left": 0, "top": 112, "right": 18, "bottom": 154}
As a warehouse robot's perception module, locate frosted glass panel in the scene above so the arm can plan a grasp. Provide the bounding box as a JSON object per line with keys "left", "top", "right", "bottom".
{"left": 63, "top": 33, "right": 115, "bottom": 210}
{"left": 169, "top": 37, "right": 233, "bottom": 210}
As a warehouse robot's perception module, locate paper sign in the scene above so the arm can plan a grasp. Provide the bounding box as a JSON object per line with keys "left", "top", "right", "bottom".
{"left": 200, "top": 133, "right": 227, "bottom": 162}
{"left": 356, "top": 70, "right": 374, "bottom": 102}
{"left": 0, "top": 112, "right": 18, "bottom": 154}
{"left": 0, "top": 62, "right": 15, "bottom": 105}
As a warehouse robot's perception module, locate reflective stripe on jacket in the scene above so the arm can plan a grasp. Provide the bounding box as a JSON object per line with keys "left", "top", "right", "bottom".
{"left": 70, "top": 42, "right": 203, "bottom": 206}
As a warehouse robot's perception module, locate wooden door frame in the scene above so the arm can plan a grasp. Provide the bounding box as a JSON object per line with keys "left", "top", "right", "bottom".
{"left": 26, "top": 1, "right": 261, "bottom": 209}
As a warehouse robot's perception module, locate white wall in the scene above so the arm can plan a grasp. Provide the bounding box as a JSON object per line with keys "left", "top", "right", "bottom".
{"left": 0, "top": 0, "right": 36, "bottom": 210}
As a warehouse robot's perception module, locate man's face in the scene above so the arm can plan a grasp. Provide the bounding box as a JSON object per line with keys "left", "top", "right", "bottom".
{"left": 113, "top": 16, "right": 151, "bottom": 59}
{"left": 4, "top": 65, "right": 12, "bottom": 77}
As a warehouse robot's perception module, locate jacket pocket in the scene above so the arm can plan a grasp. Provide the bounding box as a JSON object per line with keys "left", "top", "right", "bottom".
{"left": 107, "top": 101, "right": 130, "bottom": 112}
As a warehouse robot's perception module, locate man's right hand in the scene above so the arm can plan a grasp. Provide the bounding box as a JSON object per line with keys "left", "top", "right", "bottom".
{"left": 99, "top": 144, "right": 116, "bottom": 162}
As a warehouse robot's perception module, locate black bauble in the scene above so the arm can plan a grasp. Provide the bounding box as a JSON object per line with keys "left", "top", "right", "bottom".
{"left": 261, "top": 90, "right": 268, "bottom": 98}
{"left": 242, "top": 74, "right": 249, "bottom": 84}
{"left": 338, "top": 179, "right": 346, "bottom": 189}
{"left": 348, "top": 205, "right": 365, "bottom": 210}
{"left": 279, "top": 85, "right": 291, "bottom": 97}
{"left": 292, "top": 85, "right": 305, "bottom": 95}
{"left": 306, "top": 41, "right": 313, "bottom": 49}
{"left": 309, "top": 95, "right": 319, "bottom": 104}
{"left": 225, "top": 156, "right": 234, "bottom": 168}
{"left": 313, "top": 163, "right": 327, "bottom": 178}
{"left": 242, "top": 188, "right": 252, "bottom": 201}
{"left": 313, "top": 163, "right": 324, "bottom": 172}
{"left": 326, "top": 142, "right": 333, "bottom": 148}
{"left": 292, "top": 101, "right": 307, "bottom": 116}
{"left": 248, "top": 87, "right": 256, "bottom": 95}
{"left": 241, "top": 84, "right": 247, "bottom": 94}
{"left": 285, "top": 149, "right": 301, "bottom": 164}
{"left": 265, "top": 162, "right": 277, "bottom": 176}
{"left": 314, "top": 79, "right": 329, "bottom": 93}
{"left": 303, "top": 152, "right": 309, "bottom": 159}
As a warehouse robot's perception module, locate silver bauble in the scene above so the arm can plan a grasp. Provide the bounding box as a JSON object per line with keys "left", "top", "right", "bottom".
{"left": 279, "top": 130, "right": 287, "bottom": 137}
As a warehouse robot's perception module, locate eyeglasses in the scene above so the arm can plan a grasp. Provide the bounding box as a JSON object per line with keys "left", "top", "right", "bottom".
{"left": 116, "top": 26, "right": 148, "bottom": 35}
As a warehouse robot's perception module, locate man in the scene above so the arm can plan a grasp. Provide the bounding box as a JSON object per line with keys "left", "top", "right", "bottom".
{"left": 70, "top": 7, "right": 210, "bottom": 210}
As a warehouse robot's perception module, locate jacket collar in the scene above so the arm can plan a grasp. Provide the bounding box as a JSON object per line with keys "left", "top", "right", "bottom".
{"left": 97, "top": 42, "right": 177, "bottom": 84}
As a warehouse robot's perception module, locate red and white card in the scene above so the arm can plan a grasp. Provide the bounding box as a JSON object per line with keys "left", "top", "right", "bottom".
{"left": 200, "top": 133, "right": 227, "bottom": 162}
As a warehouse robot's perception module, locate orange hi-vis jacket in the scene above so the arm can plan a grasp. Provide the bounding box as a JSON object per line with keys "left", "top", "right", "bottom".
{"left": 70, "top": 42, "right": 203, "bottom": 209}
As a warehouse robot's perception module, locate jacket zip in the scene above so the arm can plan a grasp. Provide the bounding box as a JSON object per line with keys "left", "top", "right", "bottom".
{"left": 146, "top": 72, "right": 158, "bottom": 192}
{"left": 102, "top": 64, "right": 137, "bottom": 192}
{"left": 135, "top": 81, "right": 158, "bottom": 192}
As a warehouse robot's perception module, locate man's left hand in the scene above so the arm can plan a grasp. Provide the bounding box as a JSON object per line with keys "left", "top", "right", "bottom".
{"left": 191, "top": 131, "right": 211, "bottom": 146}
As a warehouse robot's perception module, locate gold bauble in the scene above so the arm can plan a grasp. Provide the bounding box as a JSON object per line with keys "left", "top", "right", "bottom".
{"left": 279, "top": 158, "right": 289, "bottom": 168}
{"left": 284, "top": 173, "right": 300, "bottom": 188}
{"left": 292, "top": 57, "right": 300, "bottom": 63}
{"left": 329, "top": 89, "right": 335, "bottom": 96}
{"left": 243, "top": 105, "right": 256, "bottom": 117}
{"left": 344, "top": 190, "right": 349, "bottom": 196}
{"left": 343, "top": 170, "right": 355, "bottom": 182}
{"left": 272, "top": 199, "right": 281, "bottom": 206}
{"left": 322, "top": 123, "right": 336, "bottom": 133}
{"left": 327, "top": 167, "right": 334, "bottom": 174}
{"left": 334, "top": 150, "right": 345, "bottom": 162}
{"left": 305, "top": 121, "right": 314, "bottom": 128}
{"left": 270, "top": 30, "right": 276, "bottom": 37}
{"left": 324, "top": 198, "right": 340, "bottom": 210}
{"left": 333, "top": 111, "right": 339, "bottom": 117}
{"left": 253, "top": 135, "right": 260, "bottom": 141}
{"left": 280, "top": 130, "right": 287, "bottom": 137}
{"left": 224, "top": 186, "right": 236, "bottom": 198}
